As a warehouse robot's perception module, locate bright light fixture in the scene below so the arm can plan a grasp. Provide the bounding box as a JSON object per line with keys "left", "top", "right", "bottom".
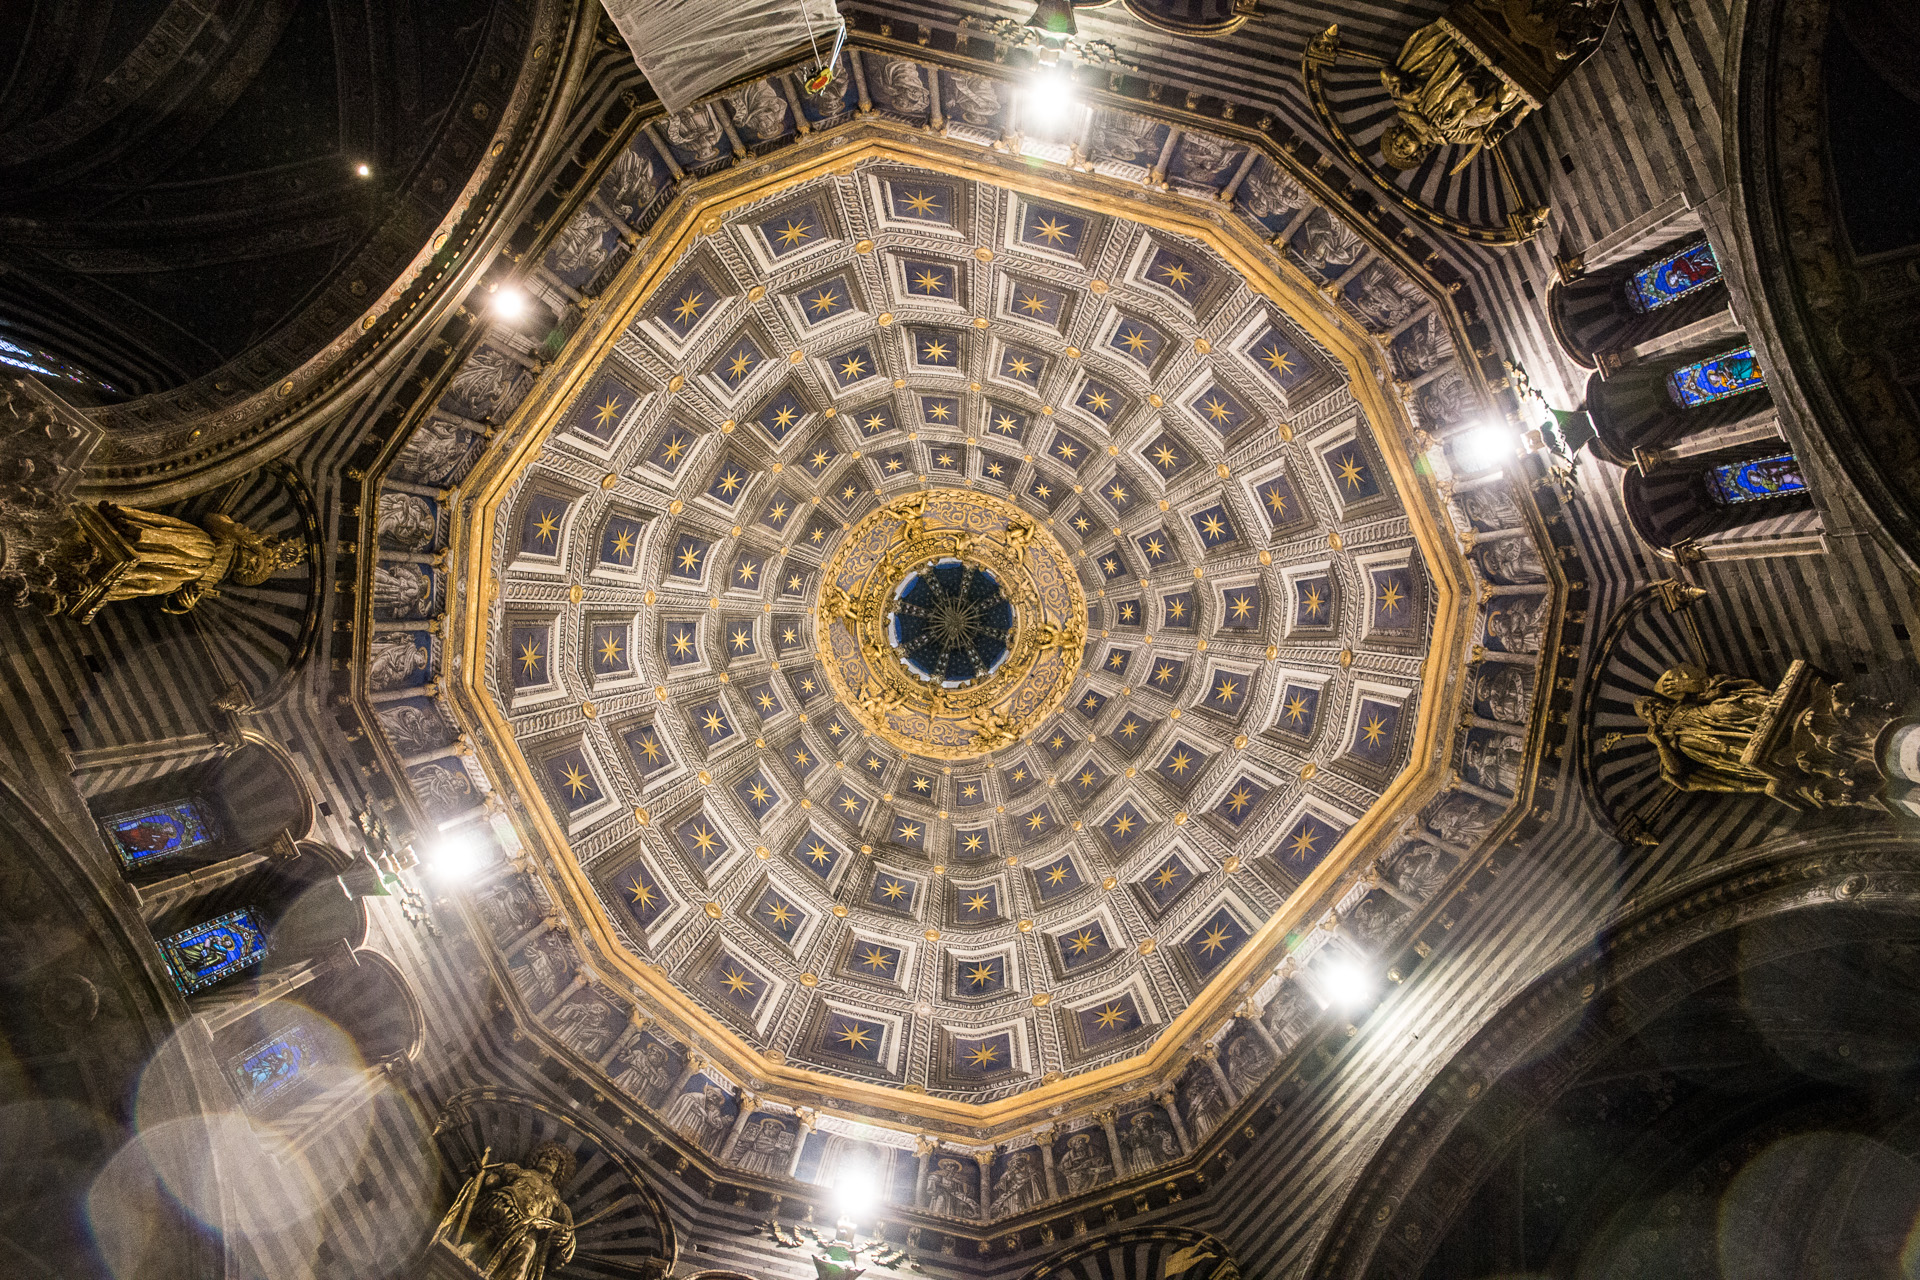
{"left": 354, "top": 162, "right": 372, "bottom": 178}
{"left": 428, "top": 830, "right": 488, "bottom": 881}
{"left": 1450, "top": 420, "right": 1520, "bottom": 474}
{"left": 834, "top": 1166, "right": 881, "bottom": 1220}
{"left": 1318, "top": 956, "right": 1376, "bottom": 1009}
{"left": 492, "top": 287, "right": 528, "bottom": 321}
{"left": 1023, "top": 68, "right": 1079, "bottom": 133}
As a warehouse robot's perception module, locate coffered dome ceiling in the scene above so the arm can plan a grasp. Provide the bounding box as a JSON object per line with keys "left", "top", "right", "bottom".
{"left": 364, "top": 77, "right": 1562, "bottom": 1161}
{"left": 447, "top": 143, "right": 1460, "bottom": 1108}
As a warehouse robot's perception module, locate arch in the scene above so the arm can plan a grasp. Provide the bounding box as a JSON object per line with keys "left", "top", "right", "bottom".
{"left": 1018, "top": 1227, "right": 1241, "bottom": 1280}
{"left": 1620, "top": 442, "right": 1821, "bottom": 559}
{"left": 1308, "top": 829, "right": 1920, "bottom": 1279}
{"left": 1546, "top": 237, "right": 1732, "bottom": 372}
{"left": 1582, "top": 358, "right": 1776, "bottom": 466}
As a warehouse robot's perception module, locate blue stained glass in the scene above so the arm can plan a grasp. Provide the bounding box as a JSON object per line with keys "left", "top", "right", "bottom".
{"left": 233, "top": 1023, "right": 320, "bottom": 1107}
{"left": 1666, "top": 347, "right": 1765, "bottom": 407}
{"left": 160, "top": 908, "right": 269, "bottom": 994}
{"left": 102, "top": 799, "right": 216, "bottom": 869}
{"left": 1705, "top": 452, "right": 1810, "bottom": 505}
{"left": 1626, "top": 241, "right": 1722, "bottom": 313}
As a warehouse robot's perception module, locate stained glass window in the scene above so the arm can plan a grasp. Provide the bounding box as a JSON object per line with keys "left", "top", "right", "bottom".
{"left": 100, "top": 798, "right": 217, "bottom": 870}
{"left": 232, "top": 1023, "right": 321, "bottom": 1107}
{"left": 1625, "top": 240, "right": 1722, "bottom": 313}
{"left": 1667, "top": 347, "right": 1764, "bottom": 408}
{"left": 159, "top": 908, "right": 269, "bottom": 994}
{"left": 0, "top": 335, "right": 117, "bottom": 392}
{"left": 1705, "top": 452, "right": 1810, "bottom": 505}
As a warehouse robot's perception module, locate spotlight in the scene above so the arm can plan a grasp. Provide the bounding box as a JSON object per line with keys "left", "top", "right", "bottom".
{"left": 1024, "top": 0, "right": 1077, "bottom": 38}
{"left": 428, "top": 830, "right": 488, "bottom": 881}
{"left": 1450, "top": 420, "right": 1520, "bottom": 474}
{"left": 491, "top": 287, "right": 527, "bottom": 321}
{"left": 834, "top": 1166, "right": 880, "bottom": 1221}
{"left": 1024, "top": 67, "right": 1079, "bottom": 133}
{"left": 354, "top": 162, "right": 372, "bottom": 178}
{"left": 1318, "top": 956, "right": 1376, "bottom": 1009}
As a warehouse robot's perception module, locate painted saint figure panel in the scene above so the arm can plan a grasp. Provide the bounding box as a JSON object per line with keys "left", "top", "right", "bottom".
{"left": 101, "top": 798, "right": 217, "bottom": 869}
{"left": 1705, "top": 452, "right": 1810, "bottom": 505}
{"left": 1626, "top": 240, "right": 1722, "bottom": 313}
{"left": 231, "top": 1022, "right": 321, "bottom": 1108}
{"left": 1667, "top": 346, "right": 1764, "bottom": 407}
{"left": 159, "top": 908, "right": 269, "bottom": 994}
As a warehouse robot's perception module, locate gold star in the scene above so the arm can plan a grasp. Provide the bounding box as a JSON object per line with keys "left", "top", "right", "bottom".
{"left": 966, "top": 1042, "right": 1001, "bottom": 1066}
{"left": 1260, "top": 344, "right": 1296, "bottom": 377}
{"left": 1264, "top": 485, "right": 1288, "bottom": 516}
{"left": 810, "top": 449, "right": 831, "bottom": 469}
{"left": 911, "top": 268, "right": 947, "bottom": 294}
{"left": 1155, "top": 663, "right": 1175, "bottom": 684}
{"left": 678, "top": 545, "right": 703, "bottom": 571}
{"left": 1167, "top": 750, "right": 1193, "bottom": 775}
{"left": 1202, "top": 395, "right": 1234, "bottom": 424}
{"left": 987, "top": 461, "right": 1005, "bottom": 477}
{"left": 840, "top": 354, "right": 868, "bottom": 380}
{"left": 637, "top": 735, "right": 662, "bottom": 762}
{"left": 1083, "top": 389, "right": 1113, "bottom": 414}
{"left": 1044, "top": 863, "right": 1068, "bottom": 884}
{"left": 738, "top": 560, "right": 759, "bottom": 582}
{"left": 593, "top": 395, "right": 624, "bottom": 428}
{"left": 1301, "top": 584, "right": 1326, "bottom": 619}
{"left": 1079, "top": 769, "right": 1098, "bottom": 787}
{"left": 1152, "top": 444, "right": 1179, "bottom": 471}
{"left": 1198, "top": 924, "right": 1233, "bottom": 954}
{"left": 1215, "top": 678, "right": 1239, "bottom": 704}
{"left": 1056, "top": 439, "right": 1079, "bottom": 461}
{"left": 561, "top": 763, "right": 591, "bottom": 797}
{"left": 518, "top": 638, "right": 543, "bottom": 676}
{"left": 1108, "top": 482, "right": 1129, "bottom": 505}
{"left": 920, "top": 338, "right": 950, "bottom": 363}
{"left": 627, "top": 878, "right": 657, "bottom": 909}
{"left": 747, "top": 781, "right": 772, "bottom": 806}
{"left": 775, "top": 217, "right": 812, "bottom": 247}
{"left": 1362, "top": 715, "right": 1389, "bottom": 747}
{"left": 861, "top": 946, "right": 894, "bottom": 971}
{"left": 1075, "top": 516, "right": 1092, "bottom": 532}
{"left": 913, "top": 777, "right": 931, "bottom": 792}
{"left": 1378, "top": 579, "right": 1405, "bottom": 613}
{"left": 961, "top": 784, "right": 978, "bottom": 798}
{"left": 726, "top": 352, "right": 753, "bottom": 379}
{"left": 1154, "top": 864, "right": 1180, "bottom": 888}
{"left": 788, "top": 574, "right": 804, "bottom": 591}
{"left": 661, "top": 435, "right": 688, "bottom": 461}
{"left": 936, "top": 452, "right": 954, "bottom": 466}
{"left": 1231, "top": 593, "right": 1254, "bottom": 619}
{"left": 765, "top": 899, "right": 795, "bottom": 927}
{"left": 1094, "top": 1003, "right": 1128, "bottom": 1030}
{"left": 799, "top": 678, "right": 816, "bottom": 693}
{"left": 1158, "top": 260, "right": 1195, "bottom": 289}
{"left": 1102, "top": 557, "right": 1119, "bottom": 574}
{"left": 1029, "top": 812, "right": 1051, "bottom": 833}
{"left": 1033, "top": 483, "right": 1052, "bottom": 499}
{"left": 1019, "top": 292, "right": 1050, "bottom": 315}
{"left": 1032, "top": 215, "right": 1072, "bottom": 245}
{"left": 1200, "top": 514, "right": 1227, "bottom": 540}
{"left": 1167, "top": 599, "right": 1186, "bottom": 619}
{"left": 964, "top": 892, "right": 991, "bottom": 914}
{"left": 533, "top": 509, "right": 559, "bottom": 543}
{"left": 897, "top": 821, "right": 921, "bottom": 842}
{"left": 1084, "top": 694, "right": 1101, "bottom": 710}
{"left": 880, "top": 878, "right": 907, "bottom": 899}
{"left": 599, "top": 634, "right": 623, "bottom": 665}
{"left": 902, "top": 189, "right": 941, "bottom": 216}
{"left": 1337, "top": 453, "right": 1367, "bottom": 490}
{"left": 1289, "top": 826, "right": 1320, "bottom": 860}
{"left": 925, "top": 402, "right": 951, "bottom": 422}
{"left": 716, "top": 469, "right": 744, "bottom": 495}
{"left": 1011, "top": 767, "right": 1027, "bottom": 782}
{"left": 1052, "top": 734, "right": 1067, "bottom": 748}
{"left": 1120, "top": 602, "right": 1137, "bottom": 621}
{"left": 792, "top": 748, "right": 811, "bottom": 766}
{"left": 1119, "top": 328, "right": 1153, "bottom": 357}
{"left": 1005, "top": 355, "right": 1035, "bottom": 379}
{"left": 863, "top": 411, "right": 888, "bottom": 433}
{"left": 722, "top": 967, "right": 755, "bottom": 996}
{"left": 1226, "top": 785, "right": 1254, "bottom": 813}
{"left": 839, "top": 794, "right": 862, "bottom": 815}
{"left": 994, "top": 413, "right": 1020, "bottom": 434}
{"left": 766, "top": 501, "right": 787, "bottom": 524}
{"left": 1120, "top": 718, "right": 1141, "bottom": 738}
{"left": 773, "top": 406, "right": 799, "bottom": 431}
{"left": 610, "top": 528, "right": 635, "bottom": 560}
{"left": 730, "top": 628, "right": 751, "bottom": 651}
{"left": 808, "top": 287, "right": 841, "bottom": 315}
{"left": 701, "top": 709, "right": 727, "bottom": 735}
{"left": 1068, "top": 929, "right": 1099, "bottom": 955}
{"left": 670, "top": 631, "right": 693, "bottom": 657}
{"left": 1284, "top": 692, "right": 1312, "bottom": 725}
{"left": 782, "top": 627, "right": 797, "bottom": 643}
{"left": 1109, "top": 653, "right": 1126, "bottom": 669}
{"left": 1110, "top": 812, "right": 1135, "bottom": 836}
{"left": 966, "top": 962, "right": 998, "bottom": 988}
{"left": 806, "top": 841, "right": 835, "bottom": 864}
{"left": 827, "top": 723, "right": 844, "bottom": 737}
{"left": 673, "top": 292, "right": 706, "bottom": 323}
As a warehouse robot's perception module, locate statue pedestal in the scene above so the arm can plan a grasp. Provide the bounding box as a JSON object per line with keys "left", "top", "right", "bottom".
{"left": 1739, "top": 660, "right": 1897, "bottom": 811}
{"left": 419, "top": 1239, "right": 488, "bottom": 1279}
{"left": 1878, "top": 721, "right": 1920, "bottom": 819}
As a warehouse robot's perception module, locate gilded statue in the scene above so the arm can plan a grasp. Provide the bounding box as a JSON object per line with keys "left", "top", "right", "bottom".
{"left": 1379, "top": 22, "right": 1529, "bottom": 171}
{"left": 2, "top": 499, "right": 305, "bottom": 622}
{"left": 890, "top": 491, "right": 931, "bottom": 538}
{"left": 1634, "top": 661, "right": 1899, "bottom": 811}
{"left": 435, "top": 1142, "right": 579, "bottom": 1280}
{"left": 1000, "top": 515, "right": 1037, "bottom": 561}
{"left": 821, "top": 583, "right": 862, "bottom": 625}
{"left": 967, "top": 706, "right": 1020, "bottom": 752}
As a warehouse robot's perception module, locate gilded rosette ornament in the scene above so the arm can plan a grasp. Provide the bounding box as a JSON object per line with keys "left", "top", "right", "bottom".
{"left": 817, "top": 490, "right": 1086, "bottom": 760}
